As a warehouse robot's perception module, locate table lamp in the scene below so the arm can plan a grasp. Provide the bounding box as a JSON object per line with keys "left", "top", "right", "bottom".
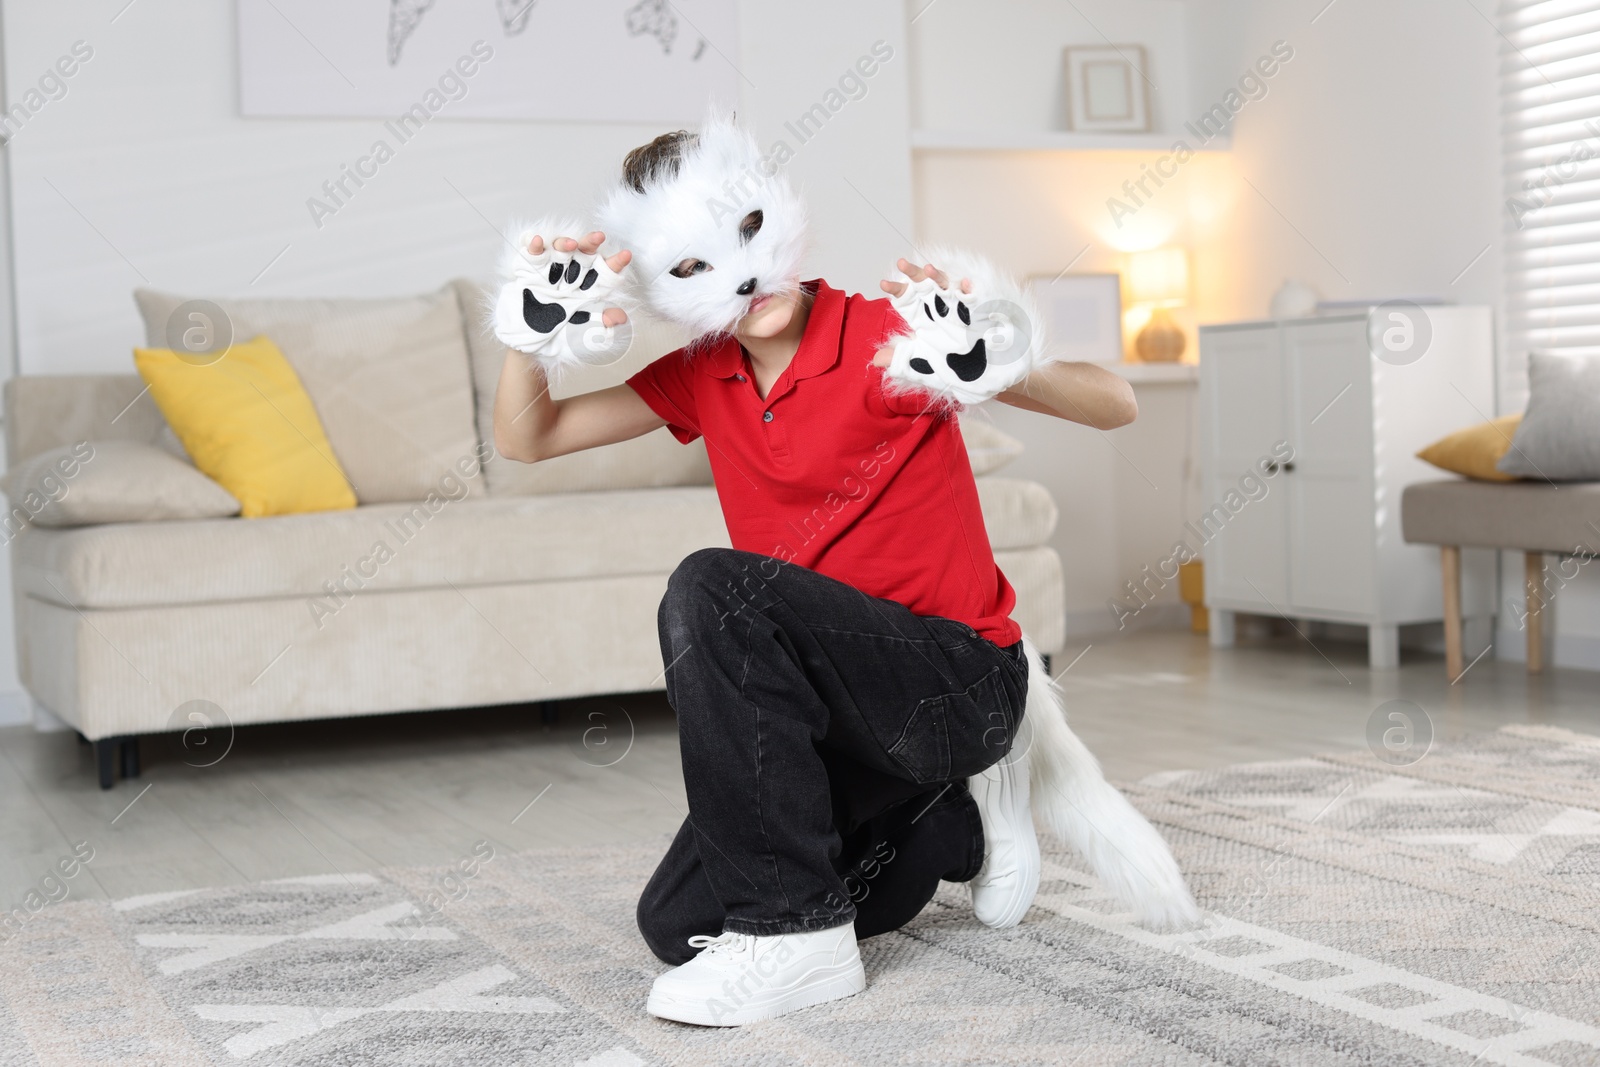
{"left": 1127, "top": 247, "right": 1189, "bottom": 362}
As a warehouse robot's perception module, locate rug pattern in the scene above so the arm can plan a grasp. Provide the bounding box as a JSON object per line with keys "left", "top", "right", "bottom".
{"left": 3, "top": 724, "right": 1600, "bottom": 1065}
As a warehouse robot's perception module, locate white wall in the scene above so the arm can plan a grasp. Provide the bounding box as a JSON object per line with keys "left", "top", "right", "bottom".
{"left": 0, "top": 0, "right": 915, "bottom": 715}
{"left": 908, "top": 0, "right": 1194, "bottom": 138}
{"left": 3, "top": 0, "right": 911, "bottom": 372}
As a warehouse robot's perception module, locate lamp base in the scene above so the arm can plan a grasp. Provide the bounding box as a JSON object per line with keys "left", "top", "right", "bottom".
{"left": 1135, "top": 308, "right": 1186, "bottom": 362}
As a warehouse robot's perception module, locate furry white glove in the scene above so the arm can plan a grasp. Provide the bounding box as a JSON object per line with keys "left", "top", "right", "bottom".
{"left": 492, "top": 229, "right": 630, "bottom": 370}
{"left": 881, "top": 256, "right": 1043, "bottom": 407}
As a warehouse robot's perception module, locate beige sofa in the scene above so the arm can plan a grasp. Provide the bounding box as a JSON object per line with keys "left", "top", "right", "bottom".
{"left": 3, "top": 281, "right": 1066, "bottom": 789}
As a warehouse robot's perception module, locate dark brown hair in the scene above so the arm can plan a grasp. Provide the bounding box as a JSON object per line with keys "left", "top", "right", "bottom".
{"left": 622, "top": 129, "right": 697, "bottom": 193}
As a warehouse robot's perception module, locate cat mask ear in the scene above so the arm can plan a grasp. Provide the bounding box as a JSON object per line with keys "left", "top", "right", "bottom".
{"left": 597, "top": 113, "right": 809, "bottom": 337}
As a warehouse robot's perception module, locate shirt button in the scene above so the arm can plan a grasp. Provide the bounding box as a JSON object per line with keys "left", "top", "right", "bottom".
{"left": 734, "top": 373, "right": 746, "bottom": 382}
{"left": 762, "top": 410, "right": 774, "bottom": 423}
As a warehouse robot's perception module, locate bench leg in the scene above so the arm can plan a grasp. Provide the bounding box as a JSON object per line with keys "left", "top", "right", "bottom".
{"left": 1526, "top": 551, "right": 1545, "bottom": 673}
{"left": 1441, "top": 545, "right": 1463, "bottom": 680}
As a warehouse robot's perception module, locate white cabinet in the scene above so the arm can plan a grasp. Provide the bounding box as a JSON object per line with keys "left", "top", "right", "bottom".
{"left": 1198, "top": 309, "right": 1497, "bottom": 668}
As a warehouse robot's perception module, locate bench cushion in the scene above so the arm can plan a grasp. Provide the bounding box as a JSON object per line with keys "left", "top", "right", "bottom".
{"left": 15, "top": 478, "right": 1058, "bottom": 610}
{"left": 1401, "top": 479, "right": 1600, "bottom": 553}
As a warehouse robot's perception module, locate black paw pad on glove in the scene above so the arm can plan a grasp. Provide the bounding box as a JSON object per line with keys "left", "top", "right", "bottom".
{"left": 908, "top": 295, "right": 987, "bottom": 382}
{"left": 522, "top": 289, "right": 566, "bottom": 334}
{"left": 523, "top": 260, "right": 605, "bottom": 334}
{"left": 945, "top": 339, "right": 987, "bottom": 381}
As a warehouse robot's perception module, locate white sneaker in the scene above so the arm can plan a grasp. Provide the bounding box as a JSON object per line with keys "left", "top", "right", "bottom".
{"left": 968, "top": 746, "right": 1041, "bottom": 928}
{"left": 646, "top": 922, "right": 866, "bottom": 1026}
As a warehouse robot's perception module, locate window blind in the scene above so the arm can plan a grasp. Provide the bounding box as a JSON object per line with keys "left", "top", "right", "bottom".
{"left": 1501, "top": 0, "right": 1600, "bottom": 355}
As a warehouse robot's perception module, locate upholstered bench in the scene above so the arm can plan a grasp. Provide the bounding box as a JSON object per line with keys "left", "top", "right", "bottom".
{"left": 1401, "top": 480, "right": 1600, "bottom": 677}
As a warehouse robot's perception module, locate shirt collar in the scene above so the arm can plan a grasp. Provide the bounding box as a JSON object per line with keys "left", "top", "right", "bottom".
{"left": 699, "top": 280, "right": 844, "bottom": 380}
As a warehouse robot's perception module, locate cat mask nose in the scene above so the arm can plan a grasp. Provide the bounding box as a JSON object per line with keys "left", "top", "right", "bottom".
{"left": 736, "top": 277, "right": 758, "bottom": 296}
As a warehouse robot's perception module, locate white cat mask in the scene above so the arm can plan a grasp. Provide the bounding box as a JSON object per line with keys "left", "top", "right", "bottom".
{"left": 596, "top": 116, "right": 809, "bottom": 339}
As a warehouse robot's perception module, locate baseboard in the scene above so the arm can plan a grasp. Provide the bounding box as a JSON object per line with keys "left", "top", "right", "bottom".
{"left": 1553, "top": 633, "right": 1600, "bottom": 671}
{"left": 1496, "top": 627, "right": 1600, "bottom": 671}
{"left": 0, "top": 690, "right": 31, "bottom": 728}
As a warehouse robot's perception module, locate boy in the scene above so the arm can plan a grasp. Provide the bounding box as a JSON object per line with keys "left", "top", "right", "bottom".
{"left": 491, "top": 119, "right": 1191, "bottom": 1027}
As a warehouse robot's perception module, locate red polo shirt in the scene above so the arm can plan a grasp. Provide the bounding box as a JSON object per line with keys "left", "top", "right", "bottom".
{"left": 625, "top": 279, "right": 1021, "bottom": 647}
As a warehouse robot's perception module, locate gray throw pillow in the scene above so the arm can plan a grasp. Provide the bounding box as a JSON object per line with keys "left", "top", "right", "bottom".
{"left": 1497, "top": 353, "right": 1600, "bottom": 481}
{"left": 1, "top": 441, "right": 241, "bottom": 527}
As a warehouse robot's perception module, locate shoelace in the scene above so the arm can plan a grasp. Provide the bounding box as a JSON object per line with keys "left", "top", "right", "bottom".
{"left": 686, "top": 931, "right": 755, "bottom": 961}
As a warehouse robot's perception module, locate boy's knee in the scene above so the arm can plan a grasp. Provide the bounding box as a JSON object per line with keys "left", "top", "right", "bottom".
{"left": 662, "top": 548, "right": 773, "bottom": 635}
{"left": 666, "top": 547, "right": 742, "bottom": 597}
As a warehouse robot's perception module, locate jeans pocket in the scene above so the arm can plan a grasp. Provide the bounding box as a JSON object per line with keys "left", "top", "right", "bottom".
{"left": 888, "top": 666, "right": 1013, "bottom": 785}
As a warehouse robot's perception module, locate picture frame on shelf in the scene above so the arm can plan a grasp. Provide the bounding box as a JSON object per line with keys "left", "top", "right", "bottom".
{"left": 1028, "top": 273, "right": 1124, "bottom": 364}
{"left": 1062, "top": 45, "right": 1150, "bottom": 133}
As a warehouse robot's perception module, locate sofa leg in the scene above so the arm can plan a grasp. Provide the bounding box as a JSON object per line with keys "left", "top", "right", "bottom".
{"left": 1526, "top": 551, "right": 1545, "bottom": 673}
{"left": 1441, "top": 545, "right": 1463, "bottom": 680}
{"left": 120, "top": 737, "right": 141, "bottom": 780}
{"left": 94, "top": 739, "right": 117, "bottom": 791}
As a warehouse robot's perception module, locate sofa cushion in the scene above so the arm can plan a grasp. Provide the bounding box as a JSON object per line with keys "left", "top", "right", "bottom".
{"left": 2, "top": 441, "right": 240, "bottom": 526}
{"left": 1401, "top": 479, "right": 1600, "bottom": 553}
{"left": 14, "top": 489, "right": 727, "bottom": 610}
{"left": 16, "top": 478, "right": 1059, "bottom": 610}
{"left": 451, "top": 279, "right": 715, "bottom": 495}
{"left": 134, "top": 285, "right": 481, "bottom": 505}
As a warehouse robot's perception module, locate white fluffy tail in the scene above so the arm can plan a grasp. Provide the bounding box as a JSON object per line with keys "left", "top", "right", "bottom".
{"left": 1020, "top": 635, "right": 1201, "bottom": 931}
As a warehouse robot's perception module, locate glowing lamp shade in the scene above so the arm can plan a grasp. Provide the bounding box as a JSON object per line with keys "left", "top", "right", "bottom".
{"left": 1127, "top": 247, "right": 1189, "bottom": 308}
{"left": 1126, "top": 247, "right": 1189, "bottom": 362}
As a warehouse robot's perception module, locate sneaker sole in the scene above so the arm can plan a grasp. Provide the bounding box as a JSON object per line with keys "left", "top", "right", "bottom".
{"left": 646, "top": 960, "right": 866, "bottom": 1027}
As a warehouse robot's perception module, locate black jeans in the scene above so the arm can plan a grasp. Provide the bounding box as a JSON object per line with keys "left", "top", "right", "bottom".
{"left": 638, "top": 548, "right": 1029, "bottom": 963}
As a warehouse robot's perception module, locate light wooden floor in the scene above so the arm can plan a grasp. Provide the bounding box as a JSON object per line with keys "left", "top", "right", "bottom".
{"left": 4, "top": 628, "right": 1597, "bottom": 908}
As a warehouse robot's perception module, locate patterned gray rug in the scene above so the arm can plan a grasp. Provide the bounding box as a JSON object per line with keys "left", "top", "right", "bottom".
{"left": 4, "top": 724, "right": 1600, "bottom": 1066}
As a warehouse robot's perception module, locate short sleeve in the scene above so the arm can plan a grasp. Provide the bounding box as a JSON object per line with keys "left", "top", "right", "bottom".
{"left": 865, "top": 301, "right": 938, "bottom": 418}
{"left": 625, "top": 349, "right": 702, "bottom": 444}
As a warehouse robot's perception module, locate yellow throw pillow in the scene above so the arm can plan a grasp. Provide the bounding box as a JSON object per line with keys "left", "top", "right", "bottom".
{"left": 1416, "top": 414, "right": 1523, "bottom": 482}
{"left": 134, "top": 336, "right": 357, "bottom": 517}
